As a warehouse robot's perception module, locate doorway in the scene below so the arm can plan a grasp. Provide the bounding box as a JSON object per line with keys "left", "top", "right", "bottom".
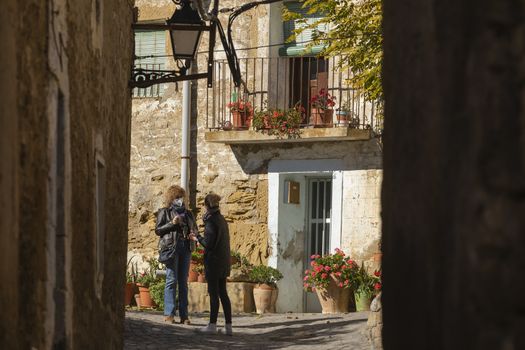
{"left": 305, "top": 177, "right": 333, "bottom": 312}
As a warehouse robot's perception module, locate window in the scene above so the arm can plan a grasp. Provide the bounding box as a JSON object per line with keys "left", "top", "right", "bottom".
{"left": 280, "top": 1, "right": 328, "bottom": 57}
{"left": 133, "top": 30, "right": 167, "bottom": 98}
{"left": 289, "top": 57, "right": 329, "bottom": 123}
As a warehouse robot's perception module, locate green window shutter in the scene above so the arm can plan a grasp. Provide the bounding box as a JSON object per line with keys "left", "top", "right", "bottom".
{"left": 281, "top": 1, "right": 327, "bottom": 56}
{"left": 133, "top": 30, "right": 167, "bottom": 97}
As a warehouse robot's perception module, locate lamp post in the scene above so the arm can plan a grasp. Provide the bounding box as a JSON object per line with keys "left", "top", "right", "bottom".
{"left": 130, "top": 0, "right": 284, "bottom": 89}
{"left": 130, "top": 0, "right": 215, "bottom": 89}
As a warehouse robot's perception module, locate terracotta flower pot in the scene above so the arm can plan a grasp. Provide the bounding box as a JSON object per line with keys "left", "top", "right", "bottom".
{"left": 310, "top": 109, "right": 334, "bottom": 127}
{"left": 134, "top": 294, "right": 141, "bottom": 308}
{"left": 124, "top": 282, "right": 136, "bottom": 307}
{"left": 197, "top": 273, "right": 207, "bottom": 283}
{"left": 315, "top": 276, "right": 350, "bottom": 314}
{"left": 231, "top": 111, "right": 249, "bottom": 129}
{"left": 137, "top": 284, "right": 156, "bottom": 308}
{"left": 253, "top": 283, "right": 278, "bottom": 314}
{"left": 188, "top": 261, "right": 198, "bottom": 282}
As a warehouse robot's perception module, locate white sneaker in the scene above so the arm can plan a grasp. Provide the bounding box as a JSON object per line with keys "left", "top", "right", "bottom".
{"left": 197, "top": 323, "right": 217, "bottom": 334}
{"left": 218, "top": 324, "right": 233, "bottom": 336}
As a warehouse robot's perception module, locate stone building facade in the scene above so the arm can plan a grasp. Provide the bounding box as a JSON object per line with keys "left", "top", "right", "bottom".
{"left": 0, "top": 0, "right": 134, "bottom": 348}
{"left": 129, "top": 0, "right": 382, "bottom": 313}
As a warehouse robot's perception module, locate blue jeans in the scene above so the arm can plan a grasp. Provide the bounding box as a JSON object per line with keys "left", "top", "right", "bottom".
{"left": 164, "top": 240, "right": 191, "bottom": 318}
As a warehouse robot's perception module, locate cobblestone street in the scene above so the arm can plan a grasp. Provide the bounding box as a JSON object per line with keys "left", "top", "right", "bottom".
{"left": 125, "top": 310, "right": 370, "bottom": 350}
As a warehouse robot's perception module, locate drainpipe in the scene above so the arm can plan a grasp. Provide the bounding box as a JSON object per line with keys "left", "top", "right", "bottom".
{"left": 181, "top": 80, "right": 191, "bottom": 192}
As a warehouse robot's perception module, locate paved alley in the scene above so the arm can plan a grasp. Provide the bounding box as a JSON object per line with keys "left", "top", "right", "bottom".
{"left": 124, "top": 310, "right": 370, "bottom": 350}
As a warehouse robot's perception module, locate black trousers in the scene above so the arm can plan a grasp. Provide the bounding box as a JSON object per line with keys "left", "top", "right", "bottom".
{"left": 207, "top": 277, "right": 232, "bottom": 324}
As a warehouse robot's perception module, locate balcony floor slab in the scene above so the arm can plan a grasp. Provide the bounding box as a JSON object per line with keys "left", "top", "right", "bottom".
{"left": 204, "top": 127, "right": 372, "bottom": 144}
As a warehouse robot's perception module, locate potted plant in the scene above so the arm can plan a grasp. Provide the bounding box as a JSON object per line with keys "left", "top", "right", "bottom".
{"left": 227, "top": 99, "right": 253, "bottom": 129}
{"left": 252, "top": 109, "right": 272, "bottom": 130}
{"left": 303, "top": 248, "right": 359, "bottom": 314}
{"left": 352, "top": 263, "right": 381, "bottom": 311}
{"left": 248, "top": 265, "right": 283, "bottom": 314}
{"left": 136, "top": 257, "right": 160, "bottom": 308}
{"left": 194, "top": 264, "right": 206, "bottom": 283}
{"left": 149, "top": 279, "right": 166, "bottom": 311}
{"left": 125, "top": 258, "right": 138, "bottom": 307}
{"left": 189, "top": 245, "right": 204, "bottom": 282}
{"left": 309, "top": 89, "right": 336, "bottom": 127}
{"left": 228, "top": 251, "right": 253, "bottom": 282}
{"left": 268, "top": 105, "right": 303, "bottom": 138}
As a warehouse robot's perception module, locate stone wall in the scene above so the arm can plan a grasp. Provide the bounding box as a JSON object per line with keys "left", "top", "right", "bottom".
{"left": 0, "top": 0, "right": 134, "bottom": 348}
{"left": 129, "top": 0, "right": 272, "bottom": 265}
{"left": 67, "top": 1, "right": 134, "bottom": 348}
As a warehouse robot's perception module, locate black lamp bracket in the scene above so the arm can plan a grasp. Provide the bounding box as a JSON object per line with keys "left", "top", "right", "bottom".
{"left": 130, "top": 0, "right": 284, "bottom": 90}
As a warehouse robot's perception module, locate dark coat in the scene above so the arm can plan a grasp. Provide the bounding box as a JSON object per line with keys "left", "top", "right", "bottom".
{"left": 197, "top": 208, "right": 231, "bottom": 279}
{"left": 155, "top": 206, "right": 197, "bottom": 253}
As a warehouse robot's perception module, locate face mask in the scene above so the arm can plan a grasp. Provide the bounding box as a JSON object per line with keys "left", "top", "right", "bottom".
{"left": 173, "top": 198, "right": 184, "bottom": 207}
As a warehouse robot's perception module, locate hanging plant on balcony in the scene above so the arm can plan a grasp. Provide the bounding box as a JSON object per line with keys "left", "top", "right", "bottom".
{"left": 252, "top": 105, "right": 303, "bottom": 138}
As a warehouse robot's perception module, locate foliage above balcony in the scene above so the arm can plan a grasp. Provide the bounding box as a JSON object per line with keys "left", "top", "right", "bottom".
{"left": 283, "top": 0, "right": 383, "bottom": 102}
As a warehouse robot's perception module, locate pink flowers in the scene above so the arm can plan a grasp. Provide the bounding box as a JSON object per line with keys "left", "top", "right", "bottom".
{"left": 302, "top": 248, "right": 359, "bottom": 292}
{"left": 374, "top": 282, "right": 382, "bottom": 291}
{"left": 227, "top": 100, "right": 253, "bottom": 114}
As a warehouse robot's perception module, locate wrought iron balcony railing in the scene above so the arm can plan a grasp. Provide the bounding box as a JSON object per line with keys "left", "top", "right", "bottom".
{"left": 205, "top": 56, "right": 383, "bottom": 133}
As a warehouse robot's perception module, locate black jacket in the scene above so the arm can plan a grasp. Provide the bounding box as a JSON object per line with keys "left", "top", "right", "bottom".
{"left": 197, "top": 208, "right": 231, "bottom": 279}
{"left": 155, "top": 206, "right": 197, "bottom": 252}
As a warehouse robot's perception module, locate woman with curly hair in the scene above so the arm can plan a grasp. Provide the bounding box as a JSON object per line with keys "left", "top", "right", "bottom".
{"left": 155, "top": 185, "right": 197, "bottom": 325}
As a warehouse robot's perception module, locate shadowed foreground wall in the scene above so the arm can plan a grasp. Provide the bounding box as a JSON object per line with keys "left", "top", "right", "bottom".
{"left": 382, "top": 1, "right": 525, "bottom": 349}
{"left": 0, "top": 0, "right": 134, "bottom": 348}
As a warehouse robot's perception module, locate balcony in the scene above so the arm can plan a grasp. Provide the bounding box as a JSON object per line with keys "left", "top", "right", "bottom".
{"left": 204, "top": 56, "right": 382, "bottom": 144}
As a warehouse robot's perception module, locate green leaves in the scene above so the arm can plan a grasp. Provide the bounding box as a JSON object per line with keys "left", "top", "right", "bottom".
{"left": 284, "top": 0, "right": 383, "bottom": 102}
{"left": 248, "top": 265, "right": 284, "bottom": 287}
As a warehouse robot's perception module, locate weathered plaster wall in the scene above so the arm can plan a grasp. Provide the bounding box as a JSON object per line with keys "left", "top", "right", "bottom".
{"left": 341, "top": 169, "right": 382, "bottom": 262}
{"left": 67, "top": 0, "right": 134, "bottom": 348}
{"left": 0, "top": 0, "right": 20, "bottom": 348}
{"left": 383, "top": 0, "right": 525, "bottom": 349}
{"left": 16, "top": 1, "right": 52, "bottom": 348}
{"left": 0, "top": 0, "right": 133, "bottom": 348}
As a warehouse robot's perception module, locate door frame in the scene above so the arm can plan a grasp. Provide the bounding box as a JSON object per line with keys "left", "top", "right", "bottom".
{"left": 268, "top": 159, "right": 344, "bottom": 312}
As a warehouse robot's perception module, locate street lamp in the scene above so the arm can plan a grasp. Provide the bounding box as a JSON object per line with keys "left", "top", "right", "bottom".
{"left": 130, "top": 0, "right": 214, "bottom": 89}
{"left": 166, "top": 0, "right": 205, "bottom": 64}
{"left": 129, "top": 0, "right": 284, "bottom": 90}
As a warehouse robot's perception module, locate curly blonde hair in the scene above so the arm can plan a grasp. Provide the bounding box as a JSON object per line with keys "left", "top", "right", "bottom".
{"left": 164, "top": 185, "right": 186, "bottom": 207}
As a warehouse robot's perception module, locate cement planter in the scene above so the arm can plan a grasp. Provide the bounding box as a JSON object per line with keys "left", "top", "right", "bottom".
{"left": 354, "top": 290, "right": 372, "bottom": 312}
{"left": 315, "top": 277, "right": 350, "bottom": 314}
{"left": 253, "top": 284, "right": 278, "bottom": 314}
